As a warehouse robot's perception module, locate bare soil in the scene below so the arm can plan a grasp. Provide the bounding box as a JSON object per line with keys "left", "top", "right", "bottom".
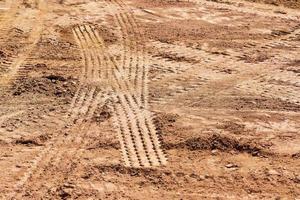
{"left": 245, "top": 0, "right": 300, "bottom": 9}
{"left": 0, "top": 0, "right": 299, "bottom": 199}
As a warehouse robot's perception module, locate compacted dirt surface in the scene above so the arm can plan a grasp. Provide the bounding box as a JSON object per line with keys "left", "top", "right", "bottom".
{"left": 0, "top": 0, "right": 299, "bottom": 199}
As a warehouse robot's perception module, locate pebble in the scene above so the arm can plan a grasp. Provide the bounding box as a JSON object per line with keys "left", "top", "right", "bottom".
{"left": 268, "top": 169, "right": 280, "bottom": 176}
{"left": 198, "top": 175, "right": 206, "bottom": 180}
{"left": 63, "top": 182, "right": 75, "bottom": 188}
{"left": 6, "top": 127, "right": 13, "bottom": 132}
{"left": 211, "top": 149, "right": 218, "bottom": 155}
{"left": 225, "top": 163, "right": 238, "bottom": 168}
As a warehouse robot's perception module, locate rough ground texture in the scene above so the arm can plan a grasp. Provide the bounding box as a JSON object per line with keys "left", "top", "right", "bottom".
{"left": 0, "top": 0, "right": 299, "bottom": 199}
{"left": 244, "top": 0, "right": 300, "bottom": 9}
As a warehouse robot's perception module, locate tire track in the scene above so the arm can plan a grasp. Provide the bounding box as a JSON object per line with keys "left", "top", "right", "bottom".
{"left": 4, "top": 112, "right": 71, "bottom": 199}
{"left": 119, "top": 13, "right": 139, "bottom": 89}
{"left": 4, "top": 0, "right": 166, "bottom": 197}
{"left": 5, "top": 18, "right": 110, "bottom": 198}
{"left": 0, "top": 0, "right": 20, "bottom": 41}
{"left": 70, "top": 25, "right": 110, "bottom": 123}
{"left": 10, "top": 118, "right": 93, "bottom": 199}
{"left": 7, "top": 87, "right": 110, "bottom": 198}
{"left": 13, "top": 111, "right": 115, "bottom": 199}
{"left": 146, "top": 30, "right": 300, "bottom": 101}
{"left": 84, "top": 24, "right": 145, "bottom": 167}
{"left": 0, "top": 0, "right": 46, "bottom": 89}
{"left": 76, "top": 21, "right": 144, "bottom": 166}
{"left": 120, "top": 3, "right": 148, "bottom": 108}
{"left": 98, "top": 44, "right": 154, "bottom": 167}
{"left": 70, "top": 26, "right": 96, "bottom": 122}
{"left": 121, "top": 12, "right": 145, "bottom": 107}
{"left": 109, "top": 0, "right": 167, "bottom": 166}
{"left": 114, "top": 13, "right": 141, "bottom": 104}
{"left": 107, "top": 0, "right": 148, "bottom": 107}
{"left": 83, "top": 19, "right": 167, "bottom": 167}
{"left": 144, "top": 15, "right": 299, "bottom": 84}
{"left": 122, "top": 11, "right": 148, "bottom": 108}
{"left": 114, "top": 14, "right": 132, "bottom": 80}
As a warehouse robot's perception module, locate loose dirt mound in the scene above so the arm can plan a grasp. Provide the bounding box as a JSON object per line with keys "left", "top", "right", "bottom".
{"left": 12, "top": 75, "right": 77, "bottom": 97}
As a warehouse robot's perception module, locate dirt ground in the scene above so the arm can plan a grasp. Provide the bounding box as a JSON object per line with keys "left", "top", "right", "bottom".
{"left": 0, "top": 0, "right": 299, "bottom": 199}
{"left": 244, "top": 0, "right": 300, "bottom": 9}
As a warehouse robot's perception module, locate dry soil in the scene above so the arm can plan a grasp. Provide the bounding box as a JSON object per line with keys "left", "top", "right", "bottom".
{"left": 0, "top": 0, "right": 299, "bottom": 199}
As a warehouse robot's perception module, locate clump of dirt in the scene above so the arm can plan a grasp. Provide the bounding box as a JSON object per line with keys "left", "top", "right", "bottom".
{"left": 15, "top": 134, "right": 51, "bottom": 146}
{"left": 165, "top": 134, "right": 263, "bottom": 156}
{"left": 287, "top": 60, "right": 300, "bottom": 67}
{"left": 87, "top": 140, "right": 120, "bottom": 150}
{"left": 154, "top": 112, "right": 179, "bottom": 130}
{"left": 91, "top": 104, "right": 112, "bottom": 123}
{"left": 37, "top": 37, "right": 78, "bottom": 60}
{"left": 153, "top": 113, "right": 179, "bottom": 151}
{"left": 292, "top": 152, "right": 300, "bottom": 159}
{"left": 154, "top": 112, "right": 267, "bottom": 156}
{"left": 95, "top": 25, "right": 118, "bottom": 45}
{"left": 22, "top": 1, "right": 37, "bottom": 8}
{"left": 0, "top": 50, "right": 6, "bottom": 59}
{"left": 239, "top": 52, "right": 271, "bottom": 63}
{"left": 57, "top": 186, "right": 72, "bottom": 200}
{"left": 12, "top": 75, "right": 77, "bottom": 98}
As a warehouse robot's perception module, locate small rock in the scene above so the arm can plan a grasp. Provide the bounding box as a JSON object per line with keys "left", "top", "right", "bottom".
{"left": 268, "top": 169, "right": 280, "bottom": 176}
{"left": 211, "top": 149, "right": 218, "bottom": 155}
{"left": 6, "top": 127, "right": 14, "bottom": 132}
{"left": 251, "top": 151, "right": 260, "bottom": 156}
{"left": 63, "top": 182, "right": 75, "bottom": 188}
{"left": 225, "top": 163, "right": 238, "bottom": 168}
{"left": 198, "top": 175, "right": 206, "bottom": 180}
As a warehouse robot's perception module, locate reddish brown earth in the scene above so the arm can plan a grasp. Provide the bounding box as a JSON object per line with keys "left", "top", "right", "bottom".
{"left": 0, "top": 0, "right": 299, "bottom": 199}
{"left": 244, "top": 0, "right": 300, "bottom": 9}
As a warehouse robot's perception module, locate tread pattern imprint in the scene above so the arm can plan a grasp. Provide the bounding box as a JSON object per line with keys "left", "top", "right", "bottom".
{"left": 71, "top": 0, "right": 167, "bottom": 168}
